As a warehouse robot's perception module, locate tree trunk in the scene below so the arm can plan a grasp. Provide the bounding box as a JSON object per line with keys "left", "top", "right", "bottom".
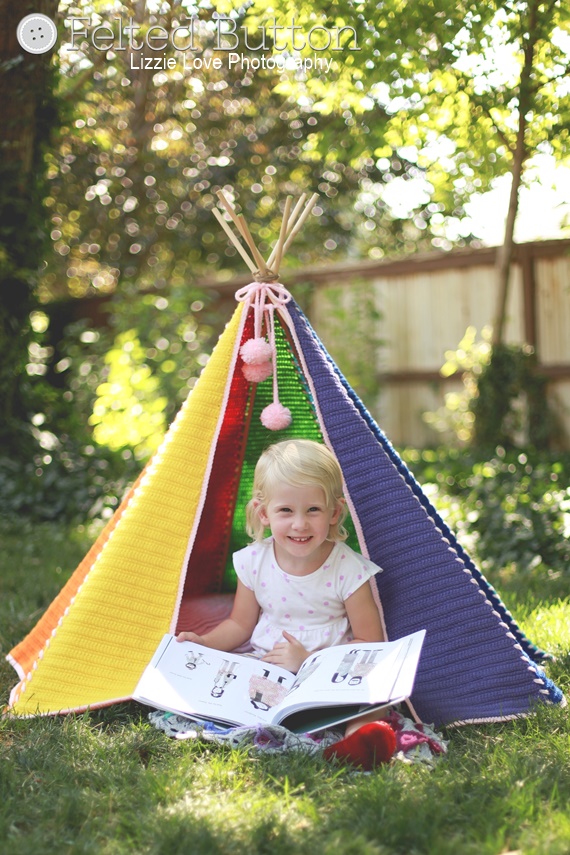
{"left": 492, "top": 118, "right": 527, "bottom": 347}
{"left": 492, "top": 3, "right": 538, "bottom": 347}
{"left": 0, "top": 0, "right": 59, "bottom": 450}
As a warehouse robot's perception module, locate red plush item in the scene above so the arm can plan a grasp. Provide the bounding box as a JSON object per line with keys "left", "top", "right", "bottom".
{"left": 323, "top": 722, "right": 397, "bottom": 771}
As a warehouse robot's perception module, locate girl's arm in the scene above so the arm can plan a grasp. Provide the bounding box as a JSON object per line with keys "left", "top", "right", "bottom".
{"left": 345, "top": 582, "right": 385, "bottom": 643}
{"left": 176, "top": 580, "right": 260, "bottom": 651}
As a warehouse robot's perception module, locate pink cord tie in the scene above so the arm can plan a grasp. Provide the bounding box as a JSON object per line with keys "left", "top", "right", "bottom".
{"left": 235, "top": 280, "right": 293, "bottom": 431}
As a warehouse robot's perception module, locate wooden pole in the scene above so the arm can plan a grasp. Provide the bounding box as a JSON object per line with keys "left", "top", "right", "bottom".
{"left": 281, "top": 193, "right": 319, "bottom": 255}
{"left": 214, "top": 190, "right": 319, "bottom": 279}
{"left": 237, "top": 214, "right": 267, "bottom": 272}
{"left": 212, "top": 208, "right": 257, "bottom": 273}
{"left": 267, "top": 193, "right": 307, "bottom": 269}
{"left": 217, "top": 190, "right": 266, "bottom": 272}
{"left": 272, "top": 195, "right": 293, "bottom": 274}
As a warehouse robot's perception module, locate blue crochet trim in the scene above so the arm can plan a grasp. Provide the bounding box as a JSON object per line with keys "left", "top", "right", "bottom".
{"left": 524, "top": 658, "right": 565, "bottom": 705}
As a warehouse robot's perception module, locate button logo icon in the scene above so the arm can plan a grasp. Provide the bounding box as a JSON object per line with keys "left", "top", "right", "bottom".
{"left": 17, "top": 13, "right": 58, "bottom": 54}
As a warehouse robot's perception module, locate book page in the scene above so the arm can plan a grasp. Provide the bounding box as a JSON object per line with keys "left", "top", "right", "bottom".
{"left": 133, "top": 636, "right": 295, "bottom": 727}
{"left": 273, "top": 630, "right": 426, "bottom": 721}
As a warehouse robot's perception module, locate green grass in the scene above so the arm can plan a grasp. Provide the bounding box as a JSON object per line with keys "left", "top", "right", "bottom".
{"left": 1, "top": 518, "right": 570, "bottom": 855}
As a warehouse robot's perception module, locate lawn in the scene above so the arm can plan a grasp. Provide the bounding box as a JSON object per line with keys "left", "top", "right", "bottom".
{"left": 1, "top": 475, "right": 569, "bottom": 855}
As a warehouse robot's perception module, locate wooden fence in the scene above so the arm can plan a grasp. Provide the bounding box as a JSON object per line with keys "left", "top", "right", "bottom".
{"left": 210, "top": 237, "right": 570, "bottom": 448}
{"left": 63, "top": 236, "right": 570, "bottom": 449}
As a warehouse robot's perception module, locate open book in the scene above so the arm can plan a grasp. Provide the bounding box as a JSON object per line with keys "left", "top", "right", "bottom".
{"left": 133, "top": 630, "right": 426, "bottom": 734}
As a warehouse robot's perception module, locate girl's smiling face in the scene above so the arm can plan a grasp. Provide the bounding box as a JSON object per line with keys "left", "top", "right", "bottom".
{"left": 256, "top": 483, "right": 343, "bottom": 575}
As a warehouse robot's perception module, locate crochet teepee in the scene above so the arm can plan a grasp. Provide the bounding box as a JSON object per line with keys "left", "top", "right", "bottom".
{"left": 6, "top": 192, "right": 564, "bottom": 725}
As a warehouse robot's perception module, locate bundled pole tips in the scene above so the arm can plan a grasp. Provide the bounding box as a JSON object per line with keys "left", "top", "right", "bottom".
{"left": 214, "top": 189, "right": 318, "bottom": 431}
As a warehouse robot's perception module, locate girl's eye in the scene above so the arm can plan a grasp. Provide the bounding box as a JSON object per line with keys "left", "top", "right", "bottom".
{"left": 308, "top": 507, "right": 322, "bottom": 513}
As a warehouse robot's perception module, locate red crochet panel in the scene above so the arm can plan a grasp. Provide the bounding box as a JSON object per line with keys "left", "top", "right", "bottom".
{"left": 176, "top": 313, "right": 254, "bottom": 610}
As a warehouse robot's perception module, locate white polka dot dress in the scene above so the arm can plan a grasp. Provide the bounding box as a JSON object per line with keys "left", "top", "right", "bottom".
{"left": 233, "top": 538, "right": 381, "bottom": 656}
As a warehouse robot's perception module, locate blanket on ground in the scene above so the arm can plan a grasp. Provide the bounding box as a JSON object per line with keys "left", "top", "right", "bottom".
{"left": 148, "top": 708, "right": 448, "bottom": 768}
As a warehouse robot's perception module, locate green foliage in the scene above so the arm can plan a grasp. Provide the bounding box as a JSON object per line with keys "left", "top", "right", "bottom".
{"left": 0, "top": 441, "right": 137, "bottom": 524}
{"left": 424, "top": 329, "right": 560, "bottom": 450}
{"left": 423, "top": 326, "right": 492, "bottom": 444}
{"left": 472, "top": 343, "right": 557, "bottom": 450}
{"left": 101, "top": 286, "right": 216, "bottom": 424}
{"left": 402, "top": 446, "right": 570, "bottom": 594}
{"left": 41, "top": 0, "right": 450, "bottom": 315}
{"left": 5, "top": 0, "right": 456, "bottom": 488}
{"left": 314, "top": 280, "right": 384, "bottom": 406}
{"left": 0, "top": 44, "right": 62, "bottom": 453}
{"left": 4, "top": 0, "right": 569, "bottom": 521}
{"left": 89, "top": 330, "right": 168, "bottom": 458}
{"left": 0, "top": 274, "right": 218, "bottom": 523}
{"left": 256, "top": 0, "right": 570, "bottom": 241}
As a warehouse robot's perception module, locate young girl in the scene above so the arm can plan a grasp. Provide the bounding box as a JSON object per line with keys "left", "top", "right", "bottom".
{"left": 177, "top": 438, "right": 397, "bottom": 769}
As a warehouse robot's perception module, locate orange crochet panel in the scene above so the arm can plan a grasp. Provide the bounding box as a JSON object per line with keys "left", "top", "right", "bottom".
{"left": 8, "top": 472, "right": 144, "bottom": 680}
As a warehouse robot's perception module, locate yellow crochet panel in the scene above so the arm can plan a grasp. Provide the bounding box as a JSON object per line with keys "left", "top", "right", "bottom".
{"left": 8, "top": 304, "right": 245, "bottom": 716}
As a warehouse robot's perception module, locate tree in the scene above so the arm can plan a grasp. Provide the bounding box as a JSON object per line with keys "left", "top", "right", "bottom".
{"left": 0, "top": 0, "right": 442, "bottom": 475}
{"left": 36, "top": 1, "right": 445, "bottom": 451}
{"left": 0, "top": 0, "right": 60, "bottom": 451}
{"left": 42, "top": 1, "right": 431, "bottom": 307}
{"left": 9, "top": 1, "right": 566, "bottom": 460}
{"left": 479, "top": 2, "right": 570, "bottom": 344}
{"left": 244, "top": 0, "right": 570, "bottom": 342}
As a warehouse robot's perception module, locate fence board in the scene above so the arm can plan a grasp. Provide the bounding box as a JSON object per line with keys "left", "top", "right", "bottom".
{"left": 536, "top": 257, "right": 570, "bottom": 365}
{"left": 308, "top": 240, "right": 570, "bottom": 447}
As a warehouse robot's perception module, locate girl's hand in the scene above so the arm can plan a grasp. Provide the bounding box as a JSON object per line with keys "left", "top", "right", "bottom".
{"left": 176, "top": 631, "right": 206, "bottom": 645}
{"left": 262, "top": 631, "right": 310, "bottom": 673}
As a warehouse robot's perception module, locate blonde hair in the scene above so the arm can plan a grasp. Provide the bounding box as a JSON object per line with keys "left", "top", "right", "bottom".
{"left": 246, "top": 439, "right": 348, "bottom": 542}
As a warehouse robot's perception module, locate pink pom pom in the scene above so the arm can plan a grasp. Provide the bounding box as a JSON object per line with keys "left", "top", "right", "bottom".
{"left": 260, "top": 402, "right": 292, "bottom": 431}
{"left": 240, "top": 337, "right": 273, "bottom": 365}
{"left": 242, "top": 362, "right": 273, "bottom": 383}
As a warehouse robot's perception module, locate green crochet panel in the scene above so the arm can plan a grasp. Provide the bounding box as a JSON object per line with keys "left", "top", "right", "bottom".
{"left": 222, "top": 315, "right": 359, "bottom": 590}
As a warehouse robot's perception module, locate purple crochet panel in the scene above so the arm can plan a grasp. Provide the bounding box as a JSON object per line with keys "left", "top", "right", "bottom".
{"left": 287, "top": 301, "right": 563, "bottom": 726}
